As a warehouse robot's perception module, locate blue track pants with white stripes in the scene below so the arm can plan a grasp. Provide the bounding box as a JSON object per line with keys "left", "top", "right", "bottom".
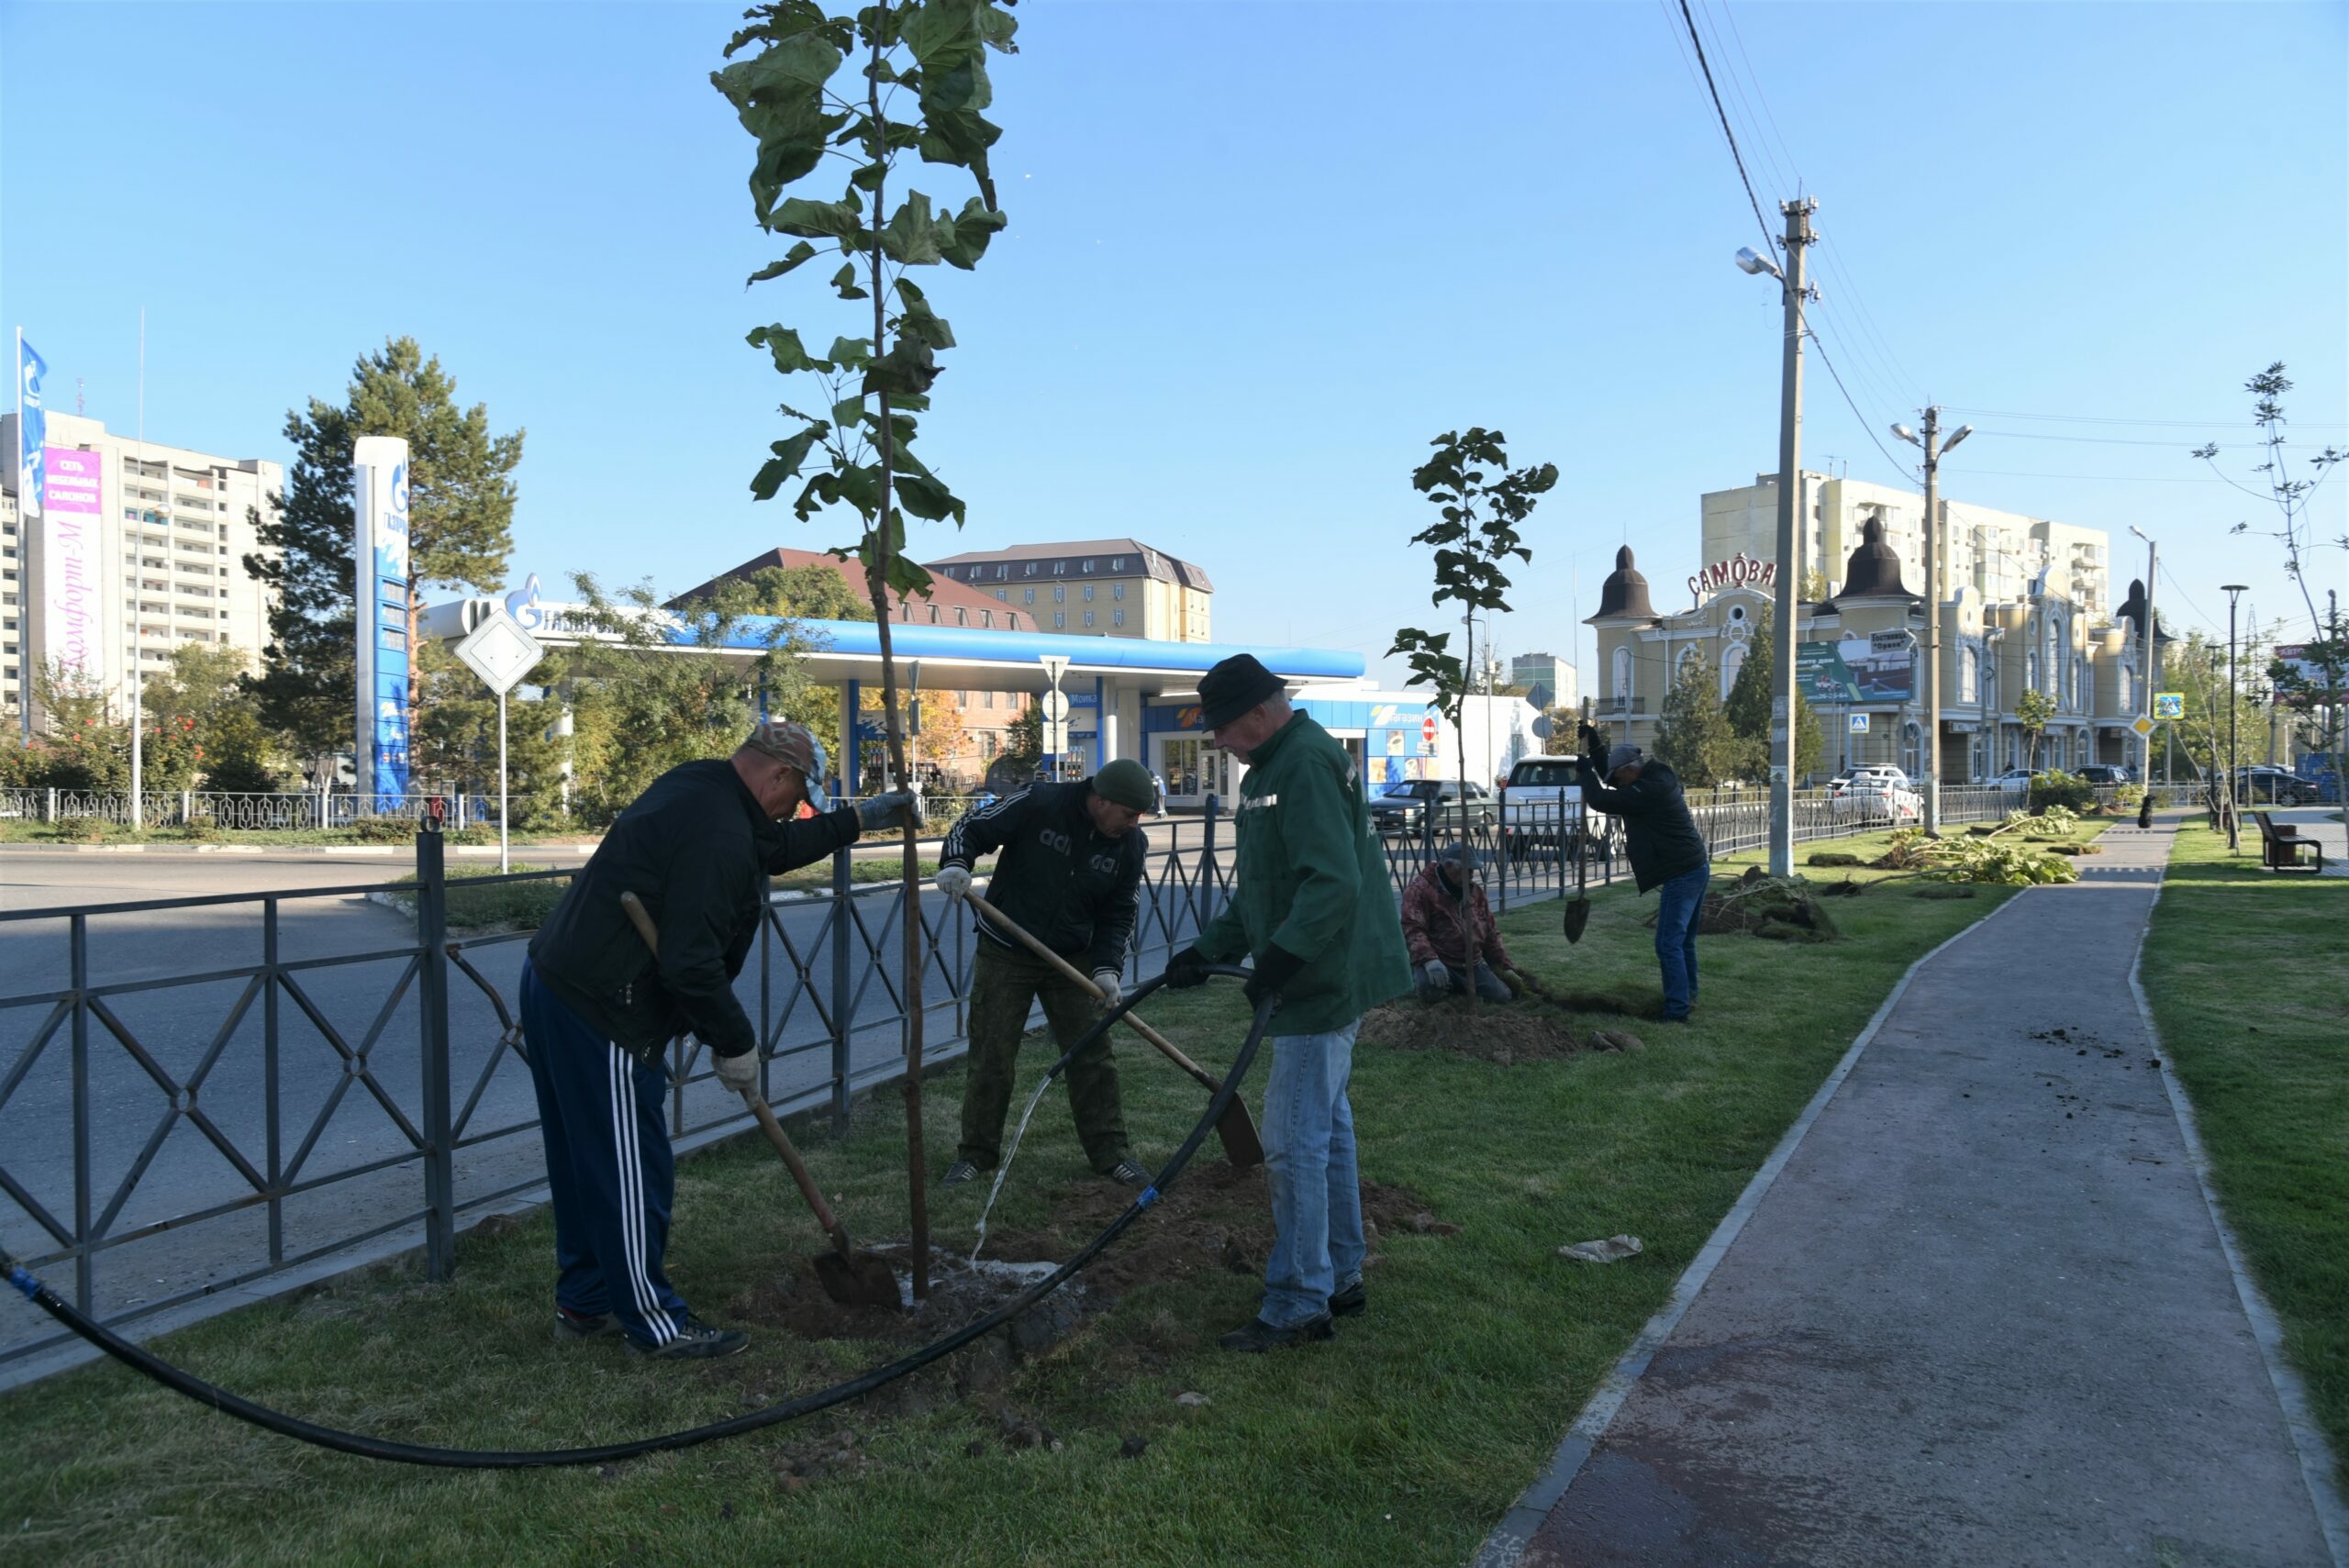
{"left": 518, "top": 959, "right": 690, "bottom": 1349}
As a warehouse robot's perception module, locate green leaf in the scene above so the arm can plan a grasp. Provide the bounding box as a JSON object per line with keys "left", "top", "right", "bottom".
{"left": 771, "top": 195, "right": 865, "bottom": 242}
{"left": 829, "top": 262, "right": 870, "bottom": 301}
{"left": 826, "top": 337, "right": 874, "bottom": 370}
{"left": 745, "top": 241, "right": 818, "bottom": 287}
{"left": 831, "top": 395, "right": 867, "bottom": 427}
{"left": 879, "top": 191, "right": 944, "bottom": 265}
{"left": 849, "top": 160, "right": 889, "bottom": 193}
{"left": 894, "top": 292, "right": 956, "bottom": 350}
{"left": 751, "top": 424, "right": 828, "bottom": 500}
{"left": 746, "top": 325, "right": 823, "bottom": 375}
{"left": 863, "top": 339, "right": 941, "bottom": 397}
{"left": 938, "top": 197, "right": 1008, "bottom": 269}
{"left": 891, "top": 468, "right": 966, "bottom": 526}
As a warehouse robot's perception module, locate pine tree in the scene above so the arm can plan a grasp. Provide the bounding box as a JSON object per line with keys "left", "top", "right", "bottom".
{"left": 243, "top": 337, "right": 524, "bottom": 758}
{"left": 1724, "top": 610, "right": 1825, "bottom": 782}
{"left": 1653, "top": 651, "right": 1733, "bottom": 787}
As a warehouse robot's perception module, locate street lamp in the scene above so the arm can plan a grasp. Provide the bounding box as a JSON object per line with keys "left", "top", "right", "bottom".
{"left": 2222, "top": 583, "right": 2248, "bottom": 849}
{"left": 1737, "top": 197, "right": 1817, "bottom": 877}
{"left": 1893, "top": 411, "right": 1972, "bottom": 832}
{"left": 2127, "top": 527, "right": 2159, "bottom": 821}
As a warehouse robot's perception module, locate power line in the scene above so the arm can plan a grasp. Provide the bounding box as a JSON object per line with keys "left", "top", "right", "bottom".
{"left": 1806, "top": 324, "right": 1918, "bottom": 481}
{"left": 1974, "top": 428, "right": 2248, "bottom": 449}
{"left": 1674, "top": 0, "right": 1777, "bottom": 255}
{"left": 1943, "top": 405, "right": 2348, "bottom": 429}
{"left": 1937, "top": 465, "right": 2250, "bottom": 485}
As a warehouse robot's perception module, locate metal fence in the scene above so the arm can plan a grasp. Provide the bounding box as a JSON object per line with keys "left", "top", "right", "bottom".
{"left": 1, "top": 778, "right": 2053, "bottom": 1370}
{"left": 1, "top": 789, "right": 495, "bottom": 831}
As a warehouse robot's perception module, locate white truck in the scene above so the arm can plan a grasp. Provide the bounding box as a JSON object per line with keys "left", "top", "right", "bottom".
{"left": 1497, "top": 755, "right": 1600, "bottom": 862}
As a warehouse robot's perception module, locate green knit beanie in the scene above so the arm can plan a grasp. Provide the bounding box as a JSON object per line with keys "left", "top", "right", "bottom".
{"left": 1092, "top": 758, "right": 1157, "bottom": 812}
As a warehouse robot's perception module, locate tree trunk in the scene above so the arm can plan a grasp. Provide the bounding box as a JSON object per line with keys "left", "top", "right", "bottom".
{"left": 1456, "top": 623, "right": 1477, "bottom": 1017}
{"left": 865, "top": 34, "right": 929, "bottom": 1300}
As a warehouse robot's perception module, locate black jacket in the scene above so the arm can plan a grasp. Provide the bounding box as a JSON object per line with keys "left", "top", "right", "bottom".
{"left": 941, "top": 779, "right": 1144, "bottom": 976}
{"left": 1575, "top": 755, "right": 1709, "bottom": 893}
{"left": 528, "top": 759, "right": 860, "bottom": 1061}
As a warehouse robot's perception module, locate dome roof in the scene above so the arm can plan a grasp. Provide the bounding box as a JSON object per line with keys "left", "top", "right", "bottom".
{"left": 2114, "top": 578, "right": 2175, "bottom": 644}
{"left": 1831, "top": 517, "right": 1916, "bottom": 604}
{"left": 1588, "top": 545, "right": 1657, "bottom": 621}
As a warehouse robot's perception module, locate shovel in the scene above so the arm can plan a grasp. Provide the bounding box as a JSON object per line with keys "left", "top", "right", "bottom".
{"left": 965, "top": 894, "right": 1264, "bottom": 1170}
{"left": 619, "top": 892, "right": 900, "bottom": 1310}
{"left": 1563, "top": 795, "right": 1593, "bottom": 944}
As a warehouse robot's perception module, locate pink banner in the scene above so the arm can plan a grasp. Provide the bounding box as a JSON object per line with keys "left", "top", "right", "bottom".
{"left": 41, "top": 446, "right": 104, "bottom": 678}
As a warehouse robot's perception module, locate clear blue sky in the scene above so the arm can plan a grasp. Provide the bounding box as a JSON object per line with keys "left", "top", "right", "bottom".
{"left": 6, "top": 1, "right": 2343, "bottom": 690}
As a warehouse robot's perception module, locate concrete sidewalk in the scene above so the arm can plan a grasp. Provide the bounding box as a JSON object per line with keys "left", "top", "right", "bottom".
{"left": 1484, "top": 820, "right": 2343, "bottom": 1568}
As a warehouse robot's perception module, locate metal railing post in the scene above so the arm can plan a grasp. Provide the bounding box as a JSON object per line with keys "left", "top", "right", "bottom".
{"left": 414, "top": 825, "right": 456, "bottom": 1282}
{"left": 264, "top": 897, "right": 284, "bottom": 1268}
{"left": 70, "top": 913, "right": 93, "bottom": 1315}
{"left": 46, "top": 786, "right": 57, "bottom": 823}
{"left": 1198, "top": 794, "right": 1219, "bottom": 936}
{"left": 829, "top": 842, "right": 852, "bottom": 1137}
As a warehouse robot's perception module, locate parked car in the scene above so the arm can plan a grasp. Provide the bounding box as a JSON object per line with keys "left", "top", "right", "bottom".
{"left": 1368, "top": 778, "right": 1494, "bottom": 834}
{"left": 1496, "top": 756, "right": 1591, "bottom": 861}
{"left": 2076, "top": 764, "right": 2132, "bottom": 786}
{"left": 1990, "top": 767, "right": 2038, "bottom": 794}
{"left": 2236, "top": 765, "right": 2317, "bottom": 806}
{"left": 1838, "top": 768, "right": 1922, "bottom": 824}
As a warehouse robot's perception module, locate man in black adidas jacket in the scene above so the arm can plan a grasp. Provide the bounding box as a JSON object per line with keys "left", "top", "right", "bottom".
{"left": 519, "top": 720, "right": 913, "bottom": 1360}
{"left": 932, "top": 759, "right": 1156, "bottom": 1188}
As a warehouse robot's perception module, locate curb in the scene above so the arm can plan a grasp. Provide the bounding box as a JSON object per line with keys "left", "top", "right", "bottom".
{"left": 1469, "top": 886, "right": 2032, "bottom": 1568}
{"left": 4, "top": 842, "right": 606, "bottom": 858}
{"left": 2127, "top": 831, "right": 2349, "bottom": 1568}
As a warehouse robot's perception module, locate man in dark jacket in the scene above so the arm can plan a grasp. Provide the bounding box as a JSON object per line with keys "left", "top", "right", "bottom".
{"left": 1399, "top": 844, "right": 1513, "bottom": 1002}
{"left": 1575, "top": 723, "right": 1710, "bottom": 1021}
{"left": 521, "top": 720, "right": 912, "bottom": 1359}
{"left": 932, "top": 758, "right": 1155, "bottom": 1187}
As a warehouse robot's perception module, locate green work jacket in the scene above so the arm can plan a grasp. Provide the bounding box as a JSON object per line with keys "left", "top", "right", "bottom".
{"left": 1196, "top": 712, "right": 1412, "bottom": 1035}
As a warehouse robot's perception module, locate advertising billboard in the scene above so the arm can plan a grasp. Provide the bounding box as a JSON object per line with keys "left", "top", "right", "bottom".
{"left": 352, "top": 437, "right": 413, "bottom": 804}
{"left": 1848, "top": 631, "right": 1916, "bottom": 703}
{"left": 39, "top": 446, "right": 104, "bottom": 682}
{"left": 2272, "top": 644, "right": 2345, "bottom": 704}
{"left": 1795, "top": 642, "right": 1860, "bottom": 705}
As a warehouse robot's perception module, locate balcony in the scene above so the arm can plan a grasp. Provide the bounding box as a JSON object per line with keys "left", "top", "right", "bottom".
{"left": 1602, "top": 697, "right": 1648, "bottom": 715}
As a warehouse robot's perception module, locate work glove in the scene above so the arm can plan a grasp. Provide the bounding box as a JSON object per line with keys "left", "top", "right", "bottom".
{"left": 935, "top": 864, "right": 973, "bottom": 902}
{"left": 857, "top": 790, "right": 921, "bottom": 833}
{"left": 712, "top": 1047, "right": 759, "bottom": 1095}
{"left": 1163, "top": 946, "right": 1212, "bottom": 990}
{"left": 1092, "top": 970, "right": 1124, "bottom": 1013}
{"left": 1242, "top": 945, "right": 1308, "bottom": 1011}
{"left": 1415, "top": 959, "right": 1451, "bottom": 998}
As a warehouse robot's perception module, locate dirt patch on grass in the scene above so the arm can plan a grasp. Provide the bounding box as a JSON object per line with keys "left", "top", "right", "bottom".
{"left": 1360, "top": 997, "right": 1585, "bottom": 1062}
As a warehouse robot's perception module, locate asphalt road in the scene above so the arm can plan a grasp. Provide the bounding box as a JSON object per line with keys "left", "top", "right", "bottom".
{"left": 0, "top": 843, "right": 1234, "bottom": 1368}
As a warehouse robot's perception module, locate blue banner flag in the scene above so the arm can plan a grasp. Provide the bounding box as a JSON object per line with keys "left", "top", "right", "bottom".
{"left": 17, "top": 333, "right": 47, "bottom": 518}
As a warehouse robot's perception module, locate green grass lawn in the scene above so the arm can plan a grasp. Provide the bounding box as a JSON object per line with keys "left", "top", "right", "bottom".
{"left": 0, "top": 831, "right": 2014, "bottom": 1568}
{"left": 2142, "top": 822, "right": 2347, "bottom": 1490}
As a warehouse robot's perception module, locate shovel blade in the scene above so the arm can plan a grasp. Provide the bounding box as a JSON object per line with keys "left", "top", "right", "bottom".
{"left": 1218, "top": 1097, "right": 1266, "bottom": 1170}
{"left": 813, "top": 1250, "right": 902, "bottom": 1310}
{"left": 1563, "top": 896, "right": 1592, "bottom": 945}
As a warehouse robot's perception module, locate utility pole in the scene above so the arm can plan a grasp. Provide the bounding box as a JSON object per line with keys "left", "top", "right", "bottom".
{"left": 1895, "top": 408, "right": 1973, "bottom": 832}
{"left": 1766, "top": 197, "right": 1815, "bottom": 877}
{"left": 2223, "top": 583, "right": 2247, "bottom": 850}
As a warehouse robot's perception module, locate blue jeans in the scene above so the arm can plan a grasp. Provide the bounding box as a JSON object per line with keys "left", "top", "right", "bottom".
{"left": 1652, "top": 864, "right": 1710, "bottom": 1019}
{"left": 1259, "top": 1020, "right": 1365, "bottom": 1329}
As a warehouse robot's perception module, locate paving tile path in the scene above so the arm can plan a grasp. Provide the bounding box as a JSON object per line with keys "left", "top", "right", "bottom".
{"left": 1483, "top": 819, "right": 2343, "bottom": 1568}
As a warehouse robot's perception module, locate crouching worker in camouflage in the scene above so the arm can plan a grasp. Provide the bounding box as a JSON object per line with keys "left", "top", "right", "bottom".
{"left": 1400, "top": 843, "right": 1515, "bottom": 1002}
{"left": 521, "top": 721, "right": 913, "bottom": 1360}
{"left": 933, "top": 759, "right": 1157, "bottom": 1189}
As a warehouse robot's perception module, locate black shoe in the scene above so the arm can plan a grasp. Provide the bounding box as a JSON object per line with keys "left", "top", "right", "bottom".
{"left": 552, "top": 1307, "right": 620, "bottom": 1342}
{"left": 629, "top": 1314, "right": 748, "bottom": 1361}
{"left": 1328, "top": 1280, "right": 1366, "bottom": 1318}
{"left": 1106, "top": 1158, "right": 1152, "bottom": 1188}
{"left": 1219, "top": 1314, "right": 1335, "bottom": 1352}
{"left": 942, "top": 1161, "right": 982, "bottom": 1187}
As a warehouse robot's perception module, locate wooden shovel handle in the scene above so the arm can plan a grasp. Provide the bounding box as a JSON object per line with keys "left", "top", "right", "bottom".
{"left": 622, "top": 892, "right": 849, "bottom": 1252}
{"left": 965, "top": 894, "right": 1223, "bottom": 1096}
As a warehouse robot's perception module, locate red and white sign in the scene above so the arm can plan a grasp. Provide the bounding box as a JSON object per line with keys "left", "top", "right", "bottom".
{"left": 1687, "top": 550, "right": 1777, "bottom": 601}
{"left": 1419, "top": 712, "right": 1438, "bottom": 755}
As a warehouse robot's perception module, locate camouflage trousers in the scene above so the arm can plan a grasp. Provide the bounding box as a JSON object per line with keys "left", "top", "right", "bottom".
{"left": 957, "top": 938, "right": 1130, "bottom": 1173}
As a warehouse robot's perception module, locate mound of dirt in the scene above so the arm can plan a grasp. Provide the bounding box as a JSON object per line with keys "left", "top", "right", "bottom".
{"left": 1664, "top": 866, "right": 1839, "bottom": 942}
{"left": 1360, "top": 997, "right": 1584, "bottom": 1062}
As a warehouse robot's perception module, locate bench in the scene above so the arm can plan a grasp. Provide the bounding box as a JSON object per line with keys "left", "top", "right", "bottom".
{"left": 2251, "top": 809, "right": 2325, "bottom": 873}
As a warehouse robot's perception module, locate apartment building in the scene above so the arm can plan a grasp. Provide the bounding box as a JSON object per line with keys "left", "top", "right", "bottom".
{"left": 1508, "top": 651, "right": 1578, "bottom": 710}
{"left": 922, "top": 538, "right": 1213, "bottom": 641}
{"left": 2, "top": 411, "right": 281, "bottom": 718}
{"left": 1700, "top": 471, "right": 2110, "bottom": 620}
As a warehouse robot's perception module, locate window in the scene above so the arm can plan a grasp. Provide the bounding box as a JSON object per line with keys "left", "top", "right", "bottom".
{"left": 1612, "top": 646, "right": 1632, "bottom": 699}
{"left": 1052, "top": 585, "right": 1064, "bottom": 603}
{"left": 1053, "top": 612, "right": 1065, "bottom": 629}
{"left": 956, "top": 608, "right": 968, "bottom": 627}
{"left": 1024, "top": 563, "right": 1037, "bottom": 577}
{"left": 1083, "top": 611, "right": 1095, "bottom": 628}
{"left": 1112, "top": 584, "right": 1124, "bottom": 601}
{"left": 1083, "top": 585, "right": 1094, "bottom": 601}
{"left": 1960, "top": 644, "right": 1978, "bottom": 703}
{"left": 981, "top": 610, "right": 994, "bottom": 628}
{"left": 1081, "top": 560, "right": 1094, "bottom": 573}
{"left": 984, "top": 690, "right": 996, "bottom": 710}
{"left": 1720, "top": 640, "right": 1747, "bottom": 697}
{"left": 1023, "top": 588, "right": 1034, "bottom": 605}
{"left": 1111, "top": 557, "right": 1126, "bottom": 571}
{"left": 996, "top": 589, "right": 1008, "bottom": 602}
{"left": 1052, "top": 562, "right": 1064, "bottom": 575}
{"left": 996, "top": 565, "right": 1008, "bottom": 580}
{"left": 1112, "top": 609, "right": 1124, "bottom": 628}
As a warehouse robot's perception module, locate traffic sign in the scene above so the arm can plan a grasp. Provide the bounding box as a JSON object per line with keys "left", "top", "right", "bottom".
{"left": 452, "top": 607, "right": 544, "bottom": 696}
{"left": 1531, "top": 715, "right": 1554, "bottom": 740}
{"left": 2130, "top": 715, "right": 2156, "bottom": 739}
{"left": 1040, "top": 690, "right": 1071, "bottom": 723}
{"left": 2153, "top": 693, "right": 2184, "bottom": 720}
{"left": 1849, "top": 712, "right": 1870, "bottom": 734}
{"left": 1420, "top": 713, "right": 1438, "bottom": 741}
{"left": 1041, "top": 720, "right": 1070, "bottom": 753}
{"left": 1525, "top": 681, "right": 1553, "bottom": 711}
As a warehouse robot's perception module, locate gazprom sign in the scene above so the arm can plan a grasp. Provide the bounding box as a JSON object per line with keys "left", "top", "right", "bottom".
{"left": 352, "top": 437, "right": 413, "bottom": 804}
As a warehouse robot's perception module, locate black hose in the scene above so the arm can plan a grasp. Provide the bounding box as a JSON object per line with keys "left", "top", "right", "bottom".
{"left": 3, "top": 968, "right": 1269, "bottom": 1469}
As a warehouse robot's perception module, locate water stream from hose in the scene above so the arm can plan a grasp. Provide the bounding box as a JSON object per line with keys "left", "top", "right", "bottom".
{"left": 971, "top": 1070, "right": 1055, "bottom": 1262}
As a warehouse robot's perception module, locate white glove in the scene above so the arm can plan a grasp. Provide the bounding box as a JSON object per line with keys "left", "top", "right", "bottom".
{"left": 857, "top": 790, "right": 921, "bottom": 833}
{"left": 936, "top": 864, "right": 973, "bottom": 902}
{"left": 1092, "top": 969, "right": 1124, "bottom": 1011}
{"left": 1415, "top": 960, "right": 1452, "bottom": 996}
{"left": 713, "top": 1048, "right": 759, "bottom": 1094}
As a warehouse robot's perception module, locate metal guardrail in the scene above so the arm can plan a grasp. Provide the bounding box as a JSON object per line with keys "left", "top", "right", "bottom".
{"left": 1, "top": 789, "right": 495, "bottom": 830}
{"left": 0, "top": 778, "right": 2067, "bottom": 1367}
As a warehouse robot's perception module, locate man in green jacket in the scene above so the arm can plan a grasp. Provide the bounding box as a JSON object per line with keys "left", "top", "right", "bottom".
{"left": 1163, "top": 654, "right": 1412, "bottom": 1351}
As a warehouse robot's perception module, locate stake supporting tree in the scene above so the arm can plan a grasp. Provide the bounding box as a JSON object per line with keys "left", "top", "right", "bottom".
{"left": 717, "top": 0, "right": 1019, "bottom": 1297}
